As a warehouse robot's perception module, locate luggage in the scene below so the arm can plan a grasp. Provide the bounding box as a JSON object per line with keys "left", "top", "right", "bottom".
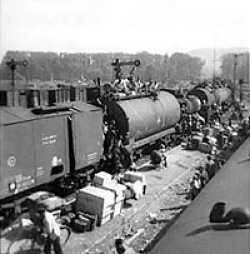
{"left": 93, "top": 171, "right": 112, "bottom": 187}
{"left": 77, "top": 211, "right": 97, "bottom": 231}
{"left": 76, "top": 186, "right": 115, "bottom": 226}
{"left": 97, "top": 183, "right": 126, "bottom": 217}
{"left": 191, "top": 135, "right": 203, "bottom": 149}
{"left": 199, "top": 142, "right": 213, "bottom": 153}
{"left": 72, "top": 218, "right": 88, "bottom": 233}
{"left": 123, "top": 171, "right": 147, "bottom": 195}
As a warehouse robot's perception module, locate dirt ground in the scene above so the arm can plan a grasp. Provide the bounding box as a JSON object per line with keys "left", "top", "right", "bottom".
{"left": 1, "top": 147, "right": 209, "bottom": 254}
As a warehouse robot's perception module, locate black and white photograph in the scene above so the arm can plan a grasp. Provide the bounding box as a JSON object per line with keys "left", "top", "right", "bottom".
{"left": 0, "top": 0, "right": 249, "bottom": 253}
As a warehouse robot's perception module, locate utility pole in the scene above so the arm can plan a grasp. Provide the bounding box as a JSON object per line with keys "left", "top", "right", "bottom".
{"left": 232, "top": 53, "right": 244, "bottom": 102}
{"left": 6, "top": 58, "right": 28, "bottom": 106}
{"left": 213, "top": 48, "right": 216, "bottom": 81}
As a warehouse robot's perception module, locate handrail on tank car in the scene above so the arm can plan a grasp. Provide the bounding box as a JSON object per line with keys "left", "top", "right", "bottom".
{"left": 116, "top": 92, "right": 156, "bottom": 101}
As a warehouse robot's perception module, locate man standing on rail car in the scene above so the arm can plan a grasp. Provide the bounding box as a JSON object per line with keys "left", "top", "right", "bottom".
{"left": 37, "top": 205, "right": 63, "bottom": 254}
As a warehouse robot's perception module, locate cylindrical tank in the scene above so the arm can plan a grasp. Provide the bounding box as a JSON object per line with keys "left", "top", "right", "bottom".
{"left": 214, "top": 88, "right": 231, "bottom": 104}
{"left": 107, "top": 91, "right": 181, "bottom": 141}
{"left": 188, "top": 88, "right": 215, "bottom": 106}
{"left": 185, "top": 96, "right": 201, "bottom": 114}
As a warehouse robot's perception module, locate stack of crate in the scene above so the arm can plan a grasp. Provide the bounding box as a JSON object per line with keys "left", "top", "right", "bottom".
{"left": 93, "top": 171, "right": 113, "bottom": 187}
{"left": 93, "top": 171, "right": 126, "bottom": 217}
{"left": 97, "top": 183, "right": 126, "bottom": 217}
{"left": 76, "top": 186, "right": 115, "bottom": 226}
{"left": 76, "top": 171, "right": 127, "bottom": 226}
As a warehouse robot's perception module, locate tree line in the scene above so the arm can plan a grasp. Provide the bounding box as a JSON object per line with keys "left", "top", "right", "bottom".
{"left": 0, "top": 51, "right": 204, "bottom": 85}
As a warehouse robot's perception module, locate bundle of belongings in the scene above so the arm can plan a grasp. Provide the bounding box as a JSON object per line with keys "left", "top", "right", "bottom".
{"left": 119, "top": 171, "right": 147, "bottom": 201}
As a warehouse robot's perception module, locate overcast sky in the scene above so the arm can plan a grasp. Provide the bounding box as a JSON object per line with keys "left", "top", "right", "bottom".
{"left": 1, "top": 0, "right": 249, "bottom": 60}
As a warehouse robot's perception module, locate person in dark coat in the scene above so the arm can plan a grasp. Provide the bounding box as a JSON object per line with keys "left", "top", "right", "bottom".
{"left": 37, "top": 205, "right": 63, "bottom": 254}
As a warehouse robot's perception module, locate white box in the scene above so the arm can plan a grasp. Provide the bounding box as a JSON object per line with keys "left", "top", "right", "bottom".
{"left": 97, "top": 183, "right": 127, "bottom": 217}
{"left": 113, "top": 200, "right": 123, "bottom": 217}
{"left": 124, "top": 171, "right": 146, "bottom": 185}
{"left": 93, "top": 171, "right": 112, "bottom": 186}
{"left": 98, "top": 183, "right": 126, "bottom": 202}
{"left": 76, "top": 186, "right": 115, "bottom": 225}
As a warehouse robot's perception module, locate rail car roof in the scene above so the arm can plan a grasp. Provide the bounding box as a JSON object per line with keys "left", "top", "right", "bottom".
{"left": 60, "top": 101, "right": 101, "bottom": 112}
{"left": 0, "top": 107, "right": 40, "bottom": 124}
{"left": 150, "top": 138, "right": 250, "bottom": 254}
{"left": 0, "top": 102, "right": 101, "bottom": 125}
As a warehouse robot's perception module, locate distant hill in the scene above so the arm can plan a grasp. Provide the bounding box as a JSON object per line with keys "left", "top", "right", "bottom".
{"left": 189, "top": 47, "right": 249, "bottom": 78}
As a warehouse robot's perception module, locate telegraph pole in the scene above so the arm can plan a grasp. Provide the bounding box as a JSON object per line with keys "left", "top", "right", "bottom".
{"left": 213, "top": 48, "right": 216, "bottom": 81}
{"left": 233, "top": 54, "right": 238, "bottom": 101}
{"left": 6, "top": 58, "right": 28, "bottom": 106}
{"left": 232, "top": 53, "right": 244, "bottom": 102}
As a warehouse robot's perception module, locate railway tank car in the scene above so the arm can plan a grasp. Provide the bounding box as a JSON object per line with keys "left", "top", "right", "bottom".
{"left": 185, "top": 95, "right": 202, "bottom": 114}
{"left": 188, "top": 87, "right": 216, "bottom": 106}
{"left": 188, "top": 86, "right": 231, "bottom": 107}
{"left": 187, "top": 86, "right": 232, "bottom": 121}
{"left": 106, "top": 90, "right": 181, "bottom": 150}
{"left": 178, "top": 95, "right": 201, "bottom": 115}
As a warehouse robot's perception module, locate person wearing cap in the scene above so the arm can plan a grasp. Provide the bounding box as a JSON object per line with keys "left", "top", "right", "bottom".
{"left": 38, "top": 205, "right": 63, "bottom": 254}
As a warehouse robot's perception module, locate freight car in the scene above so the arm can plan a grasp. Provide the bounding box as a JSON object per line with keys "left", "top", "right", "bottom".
{"left": 150, "top": 137, "right": 250, "bottom": 254}
{"left": 0, "top": 103, "right": 103, "bottom": 215}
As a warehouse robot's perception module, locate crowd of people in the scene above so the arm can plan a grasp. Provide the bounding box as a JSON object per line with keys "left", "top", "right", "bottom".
{"left": 188, "top": 155, "right": 221, "bottom": 200}
{"left": 187, "top": 105, "right": 250, "bottom": 201}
